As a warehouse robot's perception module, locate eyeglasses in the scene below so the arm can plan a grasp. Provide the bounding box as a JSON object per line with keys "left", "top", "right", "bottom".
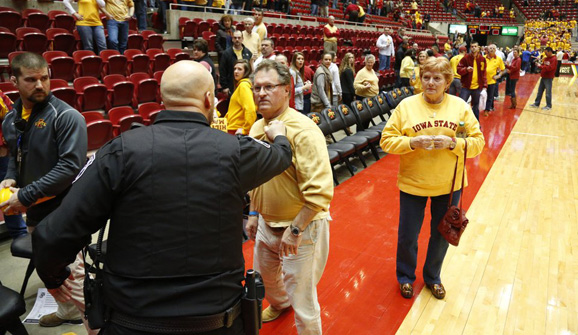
{"left": 252, "top": 84, "right": 284, "bottom": 94}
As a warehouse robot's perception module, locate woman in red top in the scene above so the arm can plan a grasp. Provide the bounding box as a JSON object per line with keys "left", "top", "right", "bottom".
{"left": 506, "top": 49, "right": 522, "bottom": 109}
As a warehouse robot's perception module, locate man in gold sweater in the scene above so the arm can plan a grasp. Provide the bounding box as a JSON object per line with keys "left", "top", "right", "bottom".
{"left": 246, "top": 60, "right": 334, "bottom": 335}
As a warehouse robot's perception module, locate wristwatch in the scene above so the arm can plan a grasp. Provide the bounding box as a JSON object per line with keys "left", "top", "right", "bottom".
{"left": 290, "top": 224, "right": 303, "bottom": 237}
{"left": 449, "top": 137, "right": 457, "bottom": 150}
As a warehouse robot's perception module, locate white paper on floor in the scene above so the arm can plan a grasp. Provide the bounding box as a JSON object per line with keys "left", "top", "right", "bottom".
{"left": 23, "top": 288, "right": 82, "bottom": 325}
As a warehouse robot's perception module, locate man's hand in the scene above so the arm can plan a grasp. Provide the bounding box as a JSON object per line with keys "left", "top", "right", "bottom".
{"left": 0, "top": 179, "right": 16, "bottom": 189}
{"left": 48, "top": 274, "right": 74, "bottom": 303}
{"left": 246, "top": 216, "right": 258, "bottom": 241}
{"left": 280, "top": 227, "right": 302, "bottom": 257}
{"left": 0, "top": 187, "right": 27, "bottom": 214}
{"left": 409, "top": 135, "right": 434, "bottom": 149}
{"left": 303, "top": 81, "right": 312, "bottom": 91}
{"left": 223, "top": 88, "right": 230, "bottom": 96}
{"left": 264, "top": 120, "right": 286, "bottom": 141}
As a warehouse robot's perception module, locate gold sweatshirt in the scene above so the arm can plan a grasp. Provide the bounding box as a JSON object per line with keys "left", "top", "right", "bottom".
{"left": 249, "top": 108, "right": 334, "bottom": 225}
{"left": 380, "top": 93, "right": 485, "bottom": 197}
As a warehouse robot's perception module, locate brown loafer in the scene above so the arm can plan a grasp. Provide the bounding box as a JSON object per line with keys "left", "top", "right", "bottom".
{"left": 400, "top": 283, "right": 413, "bottom": 299}
{"left": 426, "top": 283, "right": 446, "bottom": 299}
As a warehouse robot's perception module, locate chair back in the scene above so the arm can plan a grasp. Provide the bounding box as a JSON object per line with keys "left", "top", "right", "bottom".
{"left": 306, "top": 111, "right": 331, "bottom": 136}
{"left": 321, "top": 106, "right": 347, "bottom": 133}
{"left": 350, "top": 100, "right": 371, "bottom": 129}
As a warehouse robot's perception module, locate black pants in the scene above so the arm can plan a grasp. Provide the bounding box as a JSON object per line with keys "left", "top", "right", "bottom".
{"left": 99, "top": 317, "right": 244, "bottom": 335}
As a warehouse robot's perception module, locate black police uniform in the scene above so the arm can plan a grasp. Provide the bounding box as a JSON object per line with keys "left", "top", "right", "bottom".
{"left": 32, "top": 110, "right": 293, "bottom": 334}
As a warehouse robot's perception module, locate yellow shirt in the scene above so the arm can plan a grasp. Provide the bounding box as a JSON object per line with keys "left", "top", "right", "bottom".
{"left": 233, "top": 48, "right": 242, "bottom": 59}
{"left": 225, "top": 79, "right": 256, "bottom": 135}
{"left": 195, "top": 0, "right": 208, "bottom": 6}
{"left": 249, "top": 108, "right": 334, "bottom": 223}
{"left": 470, "top": 60, "right": 479, "bottom": 90}
{"left": 105, "top": 0, "right": 134, "bottom": 21}
{"left": 242, "top": 31, "right": 261, "bottom": 56}
{"left": 485, "top": 55, "right": 505, "bottom": 85}
{"left": 255, "top": 23, "right": 267, "bottom": 41}
{"left": 76, "top": 0, "right": 103, "bottom": 26}
{"left": 400, "top": 56, "right": 415, "bottom": 79}
{"left": 22, "top": 107, "right": 32, "bottom": 121}
{"left": 323, "top": 24, "right": 338, "bottom": 43}
{"left": 450, "top": 54, "right": 464, "bottom": 79}
{"left": 0, "top": 94, "right": 11, "bottom": 119}
{"left": 212, "top": 0, "right": 223, "bottom": 7}
{"left": 380, "top": 94, "right": 485, "bottom": 197}
{"left": 411, "top": 66, "right": 422, "bottom": 94}
{"left": 353, "top": 67, "right": 379, "bottom": 97}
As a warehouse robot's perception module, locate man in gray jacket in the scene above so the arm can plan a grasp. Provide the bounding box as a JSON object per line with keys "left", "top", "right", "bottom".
{"left": 0, "top": 52, "right": 92, "bottom": 333}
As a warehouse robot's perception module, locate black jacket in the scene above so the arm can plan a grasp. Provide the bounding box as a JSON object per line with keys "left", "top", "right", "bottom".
{"left": 219, "top": 45, "right": 253, "bottom": 93}
{"left": 394, "top": 45, "right": 407, "bottom": 71}
{"left": 2, "top": 94, "right": 87, "bottom": 223}
{"left": 216, "top": 23, "right": 235, "bottom": 55}
{"left": 32, "top": 110, "right": 292, "bottom": 318}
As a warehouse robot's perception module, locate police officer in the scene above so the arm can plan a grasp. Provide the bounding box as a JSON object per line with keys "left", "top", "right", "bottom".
{"left": 31, "top": 60, "right": 293, "bottom": 335}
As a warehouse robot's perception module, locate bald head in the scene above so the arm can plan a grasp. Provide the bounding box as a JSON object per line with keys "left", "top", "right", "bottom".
{"left": 161, "top": 61, "right": 215, "bottom": 120}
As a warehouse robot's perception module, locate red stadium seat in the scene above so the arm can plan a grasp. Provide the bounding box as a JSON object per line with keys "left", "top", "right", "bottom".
{"left": 124, "top": 49, "right": 150, "bottom": 74}
{"left": 166, "top": 48, "right": 190, "bottom": 63}
{"left": 0, "top": 32, "right": 17, "bottom": 58}
{"left": 146, "top": 48, "right": 171, "bottom": 74}
{"left": 43, "top": 51, "right": 75, "bottom": 82}
{"left": 141, "top": 30, "right": 164, "bottom": 50}
{"left": 23, "top": 11, "right": 50, "bottom": 32}
{"left": 73, "top": 50, "right": 103, "bottom": 79}
{"left": 0, "top": 11, "right": 22, "bottom": 34}
{"left": 103, "top": 74, "right": 135, "bottom": 109}
{"left": 46, "top": 28, "right": 76, "bottom": 55}
{"left": 51, "top": 85, "right": 77, "bottom": 107}
{"left": 86, "top": 119, "right": 114, "bottom": 151}
{"left": 108, "top": 106, "right": 143, "bottom": 135}
{"left": 127, "top": 33, "right": 144, "bottom": 52}
{"left": 100, "top": 50, "right": 128, "bottom": 76}
{"left": 74, "top": 76, "right": 107, "bottom": 112}
{"left": 81, "top": 111, "right": 104, "bottom": 123}
{"left": 138, "top": 102, "right": 162, "bottom": 125}
{"left": 129, "top": 73, "right": 158, "bottom": 105}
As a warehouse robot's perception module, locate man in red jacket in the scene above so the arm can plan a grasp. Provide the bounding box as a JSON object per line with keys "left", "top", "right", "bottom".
{"left": 529, "top": 47, "right": 557, "bottom": 111}
{"left": 457, "top": 41, "right": 487, "bottom": 120}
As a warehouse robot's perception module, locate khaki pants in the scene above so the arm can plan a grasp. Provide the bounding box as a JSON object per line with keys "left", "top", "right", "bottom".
{"left": 253, "top": 216, "right": 330, "bottom": 335}
{"left": 323, "top": 41, "right": 337, "bottom": 54}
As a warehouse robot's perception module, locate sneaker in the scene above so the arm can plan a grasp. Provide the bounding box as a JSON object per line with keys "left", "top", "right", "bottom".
{"left": 39, "top": 313, "right": 81, "bottom": 327}
{"left": 529, "top": 103, "right": 539, "bottom": 108}
{"left": 542, "top": 106, "right": 551, "bottom": 110}
{"left": 262, "top": 306, "right": 289, "bottom": 323}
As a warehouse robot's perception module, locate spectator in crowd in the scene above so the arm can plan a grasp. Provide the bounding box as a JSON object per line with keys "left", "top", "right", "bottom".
{"left": 521, "top": 48, "right": 531, "bottom": 73}
{"left": 323, "top": 16, "right": 340, "bottom": 54}
{"left": 105, "top": 0, "right": 134, "bottom": 54}
{"left": 377, "top": 27, "right": 395, "bottom": 71}
{"left": 293, "top": 53, "right": 315, "bottom": 115}
{"left": 275, "top": 55, "right": 296, "bottom": 109}
{"left": 457, "top": 42, "right": 487, "bottom": 120}
{"left": 483, "top": 44, "right": 505, "bottom": 116}
{"left": 247, "top": 60, "right": 333, "bottom": 335}
{"left": 411, "top": 50, "right": 428, "bottom": 94}
{"left": 400, "top": 48, "right": 416, "bottom": 87}
{"left": 354, "top": 54, "right": 379, "bottom": 126}
{"left": 220, "top": 30, "right": 253, "bottom": 96}
{"left": 319, "top": 0, "right": 329, "bottom": 16}
{"left": 226, "top": 59, "right": 257, "bottom": 135}
{"left": 339, "top": 52, "right": 356, "bottom": 106}
{"left": 253, "top": 9, "right": 267, "bottom": 41}
{"left": 242, "top": 18, "right": 261, "bottom": 57}
{"left": 311, "top": 0, "right": 319, "bottom": 16}
{"left": 380, "top": 56, "right": 485, "bottom": 301}
{"left": 555, "top": 48, "right": 564, "bottom": 76}
{"left": 63, "top": 0, "right": 109, "bottom": 54}
{"left": 192, "top": 39, "right": 217, "bottom": 91}
{"left": 329, "top": 53, "right": 342, "bottom": 106}
{"left": 394, "top": 40, "right": 409, "bottom": 87}
{"left": 311, "top": 52, "right": 334, "bottom": 112}
{"left": 506, "top": 48, "right": 521, "bottom": 109}
{"left": 253, "top": 38, "right": 276, "bottom": 69}
{"left": 290, "top": 52, "right": 313, "bottom": 114}
{"left": 530, "top": 47, "right": 557, "bottom": 110}
{"left": 3, "top": 52, "right": 92, "bottom": 333}
{"left": 133, "top": 0, "right": 147, "bottom": 28}
{"left": 216, "top": 14, "right": 236, "bottom": 59}
{"left": 449, "top": 46, "right": 467, "bottom": 96}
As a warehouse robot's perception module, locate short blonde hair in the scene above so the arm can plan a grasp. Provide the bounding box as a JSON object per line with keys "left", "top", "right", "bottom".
{"left": 420, "top": 57, "right": 453, "bottom": 84}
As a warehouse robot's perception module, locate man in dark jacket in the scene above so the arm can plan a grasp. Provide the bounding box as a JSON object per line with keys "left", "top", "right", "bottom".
{"left": 394, "top": 39, "right": 408, "bottom": 87}
{"left": 32, "top": 61, "right": 293, "bottom": 335}
{"left": 220, "top": 30, "right": 253, "bottom": 96}
{"left": 0, "top": 52, "right": 91, "bottom": 332}
{"left": 457, "top": 41, "right": 487, "bottom": 120}
{"left": 529, "top": 47, "right": 557, "bottom": 110}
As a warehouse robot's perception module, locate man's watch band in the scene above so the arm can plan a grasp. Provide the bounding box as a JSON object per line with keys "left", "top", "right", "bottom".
{"left": 290, "top": 224, "right": 303, "bottom": 237}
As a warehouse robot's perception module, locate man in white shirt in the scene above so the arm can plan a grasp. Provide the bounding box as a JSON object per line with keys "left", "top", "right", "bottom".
{"left": 555, "top": 49, "right": 564, "bottom": 77}
{"left": 376, "top": 27, "right": 394, "bottom": 71}
{"left": 253, "top": 38, "right": 276, "bottom": 69}
{"left": 252, "top": 9, "right": 267, "bottom": 41}
{"left": 328, "top": 52, "right": 342, "bottom": 106}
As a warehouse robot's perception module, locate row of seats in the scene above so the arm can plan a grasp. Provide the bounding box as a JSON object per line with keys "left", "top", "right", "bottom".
{"left": 1, "top": 48, "right": 188, "bottom": 84}
{"left": 82, "top": 102, "right": 163, "bottom": 150}
{"left": 307, "top": 86, "right": 414, "bottom": 184}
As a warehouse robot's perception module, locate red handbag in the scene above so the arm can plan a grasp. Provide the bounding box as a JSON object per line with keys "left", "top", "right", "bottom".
{"left": 437, "top": 141, "right": 468, "bottom": 246}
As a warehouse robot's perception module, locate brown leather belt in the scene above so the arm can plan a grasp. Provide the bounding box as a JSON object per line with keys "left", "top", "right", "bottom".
{"left": 111, "top": 300, "right": 241, "bottom": 333}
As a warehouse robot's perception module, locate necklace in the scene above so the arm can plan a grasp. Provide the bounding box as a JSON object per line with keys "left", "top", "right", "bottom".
{"left": 421, "top": 94, "right": 444, "bottom": 118}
